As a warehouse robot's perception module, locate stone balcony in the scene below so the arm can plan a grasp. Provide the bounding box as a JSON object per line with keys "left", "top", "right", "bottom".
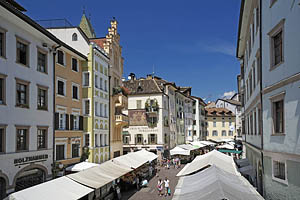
{"left": 113, "top": 87, "right": 128, "bottom": 109}
{"left": 115, "top": 114, "right": 129, "bottom": 126}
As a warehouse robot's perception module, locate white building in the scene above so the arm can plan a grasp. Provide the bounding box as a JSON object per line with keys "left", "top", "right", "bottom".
{"left": 123, "top": 74, "right": 170, "bottom": 158}
{"left": 191, "top": 96, "right": 206, "bottom": 141}
{"left": 0, "top": 1, "right": 60, "bottom": 197}
{"left": 237, "top": 0, "right": 300, "bottom": 198}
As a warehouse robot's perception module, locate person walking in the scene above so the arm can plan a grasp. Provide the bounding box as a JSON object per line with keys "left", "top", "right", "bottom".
{"left": 164, "top": 177, "right": 170, "bottom": 196}
{"left": 157, "top": 179, "right": 163, "bottom": 196}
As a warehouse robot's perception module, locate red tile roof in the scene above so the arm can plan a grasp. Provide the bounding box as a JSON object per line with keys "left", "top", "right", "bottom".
{"left": 205, "top": 107, "right": 235, "bottom": 117}
{"left": 90, "top": 38, "right": 106, "bottom": 49}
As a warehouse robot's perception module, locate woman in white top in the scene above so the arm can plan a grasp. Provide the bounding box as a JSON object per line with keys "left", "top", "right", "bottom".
{"left": 164, "top": 177, "right": 170, "bottom": 196}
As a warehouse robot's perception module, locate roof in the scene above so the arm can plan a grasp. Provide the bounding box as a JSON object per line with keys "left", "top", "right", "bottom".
{"left": 205, "top": 102, "right": 216, "bottom": 108}
{"left": 79, "top": 13, "right": 96, "bottom": 38}
{"left": 123, "top": 79, "right": 162, "bottom": 95}
{"left": 191, "top": 96, "right": 206, "bottom": 106}
{"left": 4, "top": 0, "right": 25, "bottom": 11}
{"left": 216, "top": 98, "right": 242, "bottom": 106}
{"left": 236, "top": 0, "right": 245, "bottom": 58}
{"left": 205, "top": 107, "right": 235, "bottom": 117}
{"left": 90, "top": 37, "right": 106, "bottom": 49}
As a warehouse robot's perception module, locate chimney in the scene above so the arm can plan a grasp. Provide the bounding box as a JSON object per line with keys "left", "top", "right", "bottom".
{"left": 128, "top": 73, "right": 136, "bottom": 82}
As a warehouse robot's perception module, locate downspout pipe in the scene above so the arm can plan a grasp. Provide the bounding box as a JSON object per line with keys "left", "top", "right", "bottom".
{"left": 52, "top": 44, "right": 61, "bottom": 178}
{"left": 108, "top": 74, "right": 111, "bottom": 160}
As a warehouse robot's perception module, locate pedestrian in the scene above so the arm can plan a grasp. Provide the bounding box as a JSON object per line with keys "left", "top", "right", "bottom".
{"left": 157, "top": 179, "right": 163, "bottom": 196}
{"left": 164, "top": 177, "right": 170, "bottom": 196}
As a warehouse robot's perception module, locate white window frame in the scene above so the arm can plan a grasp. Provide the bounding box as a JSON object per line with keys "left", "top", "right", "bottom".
{"left": 269, "top": 91, "right": 285, "bottom": 135}
{"left": 56, "top": 50, "right": 66, "bottom": 67}
{"left": 272, "top": 158, "right": 288, "bottom": 185}
{"left": 72, "top": 82, "right": 80, "bottom": 101}
{"left": 56, "top": 77, "right": 66, "bottom": 97}
{"left": 72, "top": 109, "right": 80, "bottom": 130}
{"left": 55, "top": 141, "right": 67, "bottom": 161}
{"left": 82, "top": 72, "right": 90, "bottom": 87}
{"left": 71, "top": 139, "right": 81, "bottom": 158}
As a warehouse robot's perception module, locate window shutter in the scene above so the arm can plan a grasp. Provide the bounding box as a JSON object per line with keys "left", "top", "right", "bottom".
{"left": 155, "top": 134, "right": 157, "bottom": 144}
{"left": 79, "top": 116, "right": 83, "bottom": 130}
{"left": 55, "top": 112, "right": 59, "bottom": 130}
{"left": 148, "top": 134, "right": 150, "bottom": 144}
{"left": 135, "top": 134, "right": 137, "bottom": 144}
{"left": 70, "top": 115, "right": 74, "bottom": 130}
{"left": 66, "top": 114, "right": 69, "bottom": 130}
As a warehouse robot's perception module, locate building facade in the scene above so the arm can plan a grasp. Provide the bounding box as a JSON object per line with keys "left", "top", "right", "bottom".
{"left": 0, "top": 1, "right": 59, "bottom": 197}
{"left": 91, "top": 19, "right": 128, "bottom": 159}
{"left": 205, "top": 108, "right": 236, "bottom": 141}
{"left": 191, "top": 96, "right": 206, "bottom": 141}
{"left": 237, "top": 0, "right": 300, "bottom": 198}
{"left": 54, "top": 46, "right": 87, "bottom": 176}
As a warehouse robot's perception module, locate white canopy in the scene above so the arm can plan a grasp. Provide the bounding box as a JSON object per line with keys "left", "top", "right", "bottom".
{"left": 112, "top": 151, "right": 150, "bottom": 169}
{"left": 198, "top": 140, "right": 216, "bottom": 146}
{"left": 210, "top": 138, "right": 234, "bottom": 143}
{"left": 217, "top": 143, "right": 235, "bottom": 150}
{"left": 6, "top": 176, "right": 93, "bottom": 200}
{"left": 65, "top": 161, "right": 100, "bottom": 172}
{"left": 170, "top": 146, "right": 190, "bottom": 156}
{"left": 178, "top": 144, "right": 199, "bottom": 151}
{"left": 173, "top": 165, "right": 264, "bottom": 200}
{"left": 134, "top": 149, "right": 158, "bottom": 162}
{"left": 189, "top": 141, "right": 207, "bottom": 148}
{"left": 176, "top": 150, "right": 239, "bottom": 176}
{"left": 68, "top": 160, "right": 133, "bottom": 189}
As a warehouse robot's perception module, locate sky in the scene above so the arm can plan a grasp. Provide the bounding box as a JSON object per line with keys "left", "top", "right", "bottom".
{"left": 22, "top": 0, "right": 241, "bottom": 102}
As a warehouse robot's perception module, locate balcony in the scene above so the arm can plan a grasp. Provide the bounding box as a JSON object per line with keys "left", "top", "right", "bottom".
{"left": 115, "top": 114, "right": 129, "bottom": 126}
{"left": 113, "top": 87, "right": 128, "bottom": 108}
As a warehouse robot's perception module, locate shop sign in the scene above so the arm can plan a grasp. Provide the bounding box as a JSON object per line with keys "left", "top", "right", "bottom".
{"left": 14, "top": 154, "right": 48, "bottom": 166}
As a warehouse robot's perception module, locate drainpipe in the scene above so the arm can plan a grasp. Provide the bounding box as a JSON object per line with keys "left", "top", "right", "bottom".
{"left": 108, "top": 74, "right": 111, "bottom": 160}
{"left": 259, "top": 0, "right": 264, "bottom": 176}
{"left": 52, "top": 44, "right": 61, "bottom": 178}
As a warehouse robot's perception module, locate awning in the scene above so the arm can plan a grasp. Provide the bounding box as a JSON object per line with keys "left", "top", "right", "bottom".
{"left": 112, "top": 151, "right": 150, "bottom": 169}
{"left": 173, "top": 165, "right": 264, "bottom": 200}
{"left": 134, "top": 149, "right": 158, "bottom": 162}
{"left": 189, "top": 141, "right": 207, "bottom": 148}
{"left": 6, "top": 176, "right": 93, "bottom": 200}
{"left": 65, "top": 161, "right": 100, "bottom": 172}
{"left": 216, "top": 143, "right": 235, "bottom": 150}
{"left": 67, "top": 160, "right": 133, "bottom": 189}
{"left": 170, "top": 146, "right": 190, "bottom": 156}
{"left": 198, "top": 140, "right": 216, "bottom": 146}
{"left": 235, "top": 158, "right": 250, "bottom": 168}
{"left": 218, "top": 149, "right": 242, "bottom": 154}
{"left": 178, "top": 144, "right": 199, "bottom": 151}
{"left": 176, "top": 150, "right": 239, "bottom": 176}
{"left": 239, "top": 165, "right": 256, "bottom": 179}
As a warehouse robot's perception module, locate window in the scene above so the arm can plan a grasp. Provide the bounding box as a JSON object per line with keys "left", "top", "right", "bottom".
{"left": 249, "top": 72, "right": 253, "bottom": 96}
{"left": 84, "top": 100, "right": 90, "bottom": 115}
{"left": 253, "top": 65, "right": 256, "bottom": 89}
{"left": 0, "top": 127, "right": 5, "bottom": 153}
{"left": 273, "top": 100, "right": 284, "bottom": 134}
{"left": 72, "top": 144, "right": 80, "bottom": 158}
{"left": 37, "top": 50, "right": 47, "bottom": 73}
{"left": 229, "top": 121, "right": 232, "bottom": 126}
{"left": 37, "top": 86, "right": 47, "bottom": 110}
{"left": 136, "top": 134, "right": 143, "bottom": 144}
{"left": 59, "top": 113, "right": 66, "bottom": 130}
{"left": 193, "top": 120, "right": 196, "bottom": 125}
{"left": 72, "top": 84, "right": 79, "bottom": 100}
{"left": 273, "top": 160, "right": 286, "bottom": 182}
{"left": 222, "top": 121, "right": 225, "bottom": 127}
{"left": 104, "top": 104, "right": 107, "bottom": 117}
{"left": 56, "top": 145, "right": 65, "bottom": 160}
{"left": 57, "top": 50, "right": 64, "bottom": 65}
{"left": 72, "top": 58, "right": 78, "bottom": 71}
{"left": 123, "top": 135, "right": 130, "bottom": 144}
{"left": 57, "top": 80, "right": 65, "bottom": 96}
{"left": 16, "top": 127, "right": 28, "bottom": 151}
{"left": 212, "top": 130, "right": 218, "bottom": 136}
{"left": 95, "top": 102, "right": 99, "bottom": 116}
{"left": 269, "top": 20, "right": 285, "bottom": 68}
{"left": 136, "top": 100, "right": 142, "bottom": 109}
{"left": 83, "top": 72, "right": 90, "bottom": 87}
{"left": 95, "top": 134, "right": 99, "bottom": 147}
{"left": 222, "top": 130, "right": 226, "bottom": 136}
{"left": 254, "top": 110, "right": 257, "bottom": 135}
{"left": 73, "top": 115, "right": 79, "bottom": 130}
{"left": 100, "top": 103, "right": 103, "bottom": 117}
{"left": 72, "top": 33, "right": 78, "bottom": 41}
{"left": 104, "top": 134, "right": 107, "bottom": 146}
{"left": 16, "top": 79, "right": 29, "bottom": 108}
{"left": 16, "top": 39, "right": 29, "bottom": 66}
{"left": 104, "top": 80, "right": 107, "bottom": 91}
{"left": 213, "top": 121, "right": 216, "bottom": 127}
{"left": 228, "top": 131, "right": 233, "bottom": 136}
{"left": 149, "top": 134, "right": 157, "bottom": 144}
{"left": 84, "top": 134, "right": 90, "bottom": 147}
{"left": 0, "top": 75, "right": 6, "bottom": 105}
{"left": 37, "top": 128, "right": 47, "bottom": 149}
{"left": 0, "top": 28, "right": 6, "bottom": 58}
{"left": 256, "top": 6, "right": 259, "bottom": 32}
{"left": 257, "top": 55, "right": 261, "bottom": 84}
{"left": 100, "top": 77, "right": 103, "bottom": 89}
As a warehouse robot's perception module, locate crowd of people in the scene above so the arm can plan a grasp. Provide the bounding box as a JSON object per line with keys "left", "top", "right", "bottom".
{"left": 160, "top": 157, "right": 181, "bottom": 169}
{"left": 157, "top": 177, "right": 171, "bottom": 197}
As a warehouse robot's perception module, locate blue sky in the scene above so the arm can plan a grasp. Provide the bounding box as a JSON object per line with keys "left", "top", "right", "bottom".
{"left": 23, "top": 0, "right": 241, "bottom": 102}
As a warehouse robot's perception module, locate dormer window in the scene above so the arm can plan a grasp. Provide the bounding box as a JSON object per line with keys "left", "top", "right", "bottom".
{"left": 72, "top": 33, "right": 78, "bottom": 41}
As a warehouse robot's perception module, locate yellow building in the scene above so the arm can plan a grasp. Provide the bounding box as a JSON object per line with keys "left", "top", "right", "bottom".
{"left": 54, "top": 46, "right": 87, "bottom": 175}
{"left": 90, "top": 19, "right": 128, "bottom": 158}
{"left": 205, "top": 107, "right": 236, "bottom": 141}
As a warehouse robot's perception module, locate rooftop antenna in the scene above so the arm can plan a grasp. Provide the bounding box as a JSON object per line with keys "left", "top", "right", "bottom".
{"left": 152, "top": 64, "right": 155, "bottom": 76}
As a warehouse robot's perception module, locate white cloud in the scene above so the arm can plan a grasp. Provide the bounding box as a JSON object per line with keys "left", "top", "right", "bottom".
{"left": 221, "top": 90, "right": 236, "bottom": 99}
{"left": 199, "top": 39, "right": 236, "bottom": 57}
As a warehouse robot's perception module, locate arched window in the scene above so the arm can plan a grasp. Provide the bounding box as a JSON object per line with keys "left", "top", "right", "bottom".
{"left": 72, "top": 33, "right": 78, "bottom": 41}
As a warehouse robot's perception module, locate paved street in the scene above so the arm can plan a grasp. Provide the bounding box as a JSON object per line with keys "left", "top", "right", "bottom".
{"left": 122, "top": 165, "right": 183, "bottom": 200}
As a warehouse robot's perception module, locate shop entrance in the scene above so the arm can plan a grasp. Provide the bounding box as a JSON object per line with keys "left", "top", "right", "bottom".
{"left": 0, "top": 177, "right": 6, "bottom": 200}
{"left": 15, "top": 169, "right": 45, "bottom": 192}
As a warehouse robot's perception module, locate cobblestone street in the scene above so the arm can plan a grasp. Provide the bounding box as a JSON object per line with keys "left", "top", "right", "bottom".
{"left": 122, "top": 165, "right": 183, "bottom": 200}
